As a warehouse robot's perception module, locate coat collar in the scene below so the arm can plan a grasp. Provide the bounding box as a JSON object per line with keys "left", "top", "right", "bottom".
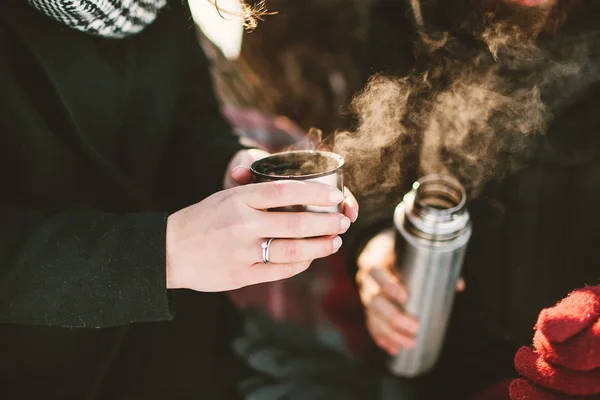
{"left": 2, "top": 1, "right": 156, "bottom": 209}
{"left": 4, "top": 0, "right": 123, "bottom": 161}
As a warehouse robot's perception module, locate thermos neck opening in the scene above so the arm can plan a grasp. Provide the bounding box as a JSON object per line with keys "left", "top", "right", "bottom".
{"left": 401, "top": 174, "right": 470, "bottom": 241}
{"left": 413, "top": 175, "right": 466, "bottom": 218}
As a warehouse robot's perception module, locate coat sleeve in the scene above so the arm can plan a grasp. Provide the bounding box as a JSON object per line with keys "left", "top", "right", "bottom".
{"left": 0, "top": 205, "right": 173, "bottom": 328}
{"left": 0, "top": 64, "right": 174, "bottom": 328}
{"left": 0, "top": 10, "right": 191, "bottom": 328}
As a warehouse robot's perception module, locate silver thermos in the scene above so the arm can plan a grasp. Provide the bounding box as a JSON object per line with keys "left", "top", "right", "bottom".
{"left": 389, "top": 174, "right": 472, "bottom": 377}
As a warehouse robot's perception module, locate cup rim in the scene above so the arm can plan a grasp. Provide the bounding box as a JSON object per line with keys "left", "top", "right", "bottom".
{"left": 250, "top": 150, "right": 345, "bottom": 180}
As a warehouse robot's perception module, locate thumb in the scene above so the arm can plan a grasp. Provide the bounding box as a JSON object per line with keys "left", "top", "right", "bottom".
{"left": 456, "top": 277, "right": 466, "bottom": 292}
{"left": 231, "top": 166, "right": 254, "bottom": 186}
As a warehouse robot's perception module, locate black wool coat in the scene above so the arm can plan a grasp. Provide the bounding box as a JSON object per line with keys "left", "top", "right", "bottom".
{"left": 0, "top": 1, "right": 247, "bottom": 398}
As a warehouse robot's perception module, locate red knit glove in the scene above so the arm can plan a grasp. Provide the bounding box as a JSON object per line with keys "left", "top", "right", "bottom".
{"left": 509, "top": 379, "right": 600, "bottom": 400}
{"left": 510, "top": 285, "right": 600, "bottom": 400}
{"left": 514, "top": 346, "right": 600, "bottom": 396}
{"left": 535, "top": 286, "right": 600, "bottom": 344}
{"left": 533, "top": 285, "right": 600, "bottom": 372}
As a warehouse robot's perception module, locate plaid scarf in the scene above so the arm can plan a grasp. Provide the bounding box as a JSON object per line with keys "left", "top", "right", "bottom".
{"left": 27, "top": 0, "right": 167, "bottom": 38}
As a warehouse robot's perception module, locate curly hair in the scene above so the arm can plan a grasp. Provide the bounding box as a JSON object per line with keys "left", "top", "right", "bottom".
{"left": 209, "top": 0, "right": 275, "bottom": 32}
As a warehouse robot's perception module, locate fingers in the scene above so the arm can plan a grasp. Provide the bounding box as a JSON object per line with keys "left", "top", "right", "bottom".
{"left": 257, "top": 236, "right": 342, "bottom": 264}
{"left": 231, "top": 166, "right": 254, "bottom": 185}
{"left": 224, "top": 149, "right": 269, "bottom": 189}
{"left": 243, "top": 180, "right": 344, "bottom": 210}
{"left": 366, "top": 311, "right": 416, "bottom": 355}
{"left": 357, "top": 229, "right": 395, "bottom": 270}
{"left": 254, "top": 211, "right": 350, "bottom": 239}
{"left": 341, "top": 187, "right": 359, "bottom": 222}
{"left": 250, "top": 260, "right": 312, "bottom": 284}
{"left": 370, "top": 293, "right": 419, "bottom": 338}
{"left": 370, "top": 323, "right": 400, "bottom": 356}
{"left": 369, "top": 268, "right": 408, "bottom": 304}
{"left": 358, "top": 264, "right": 418, "bottom": 355}
{"left": 456, "top": 277, "right": 466, "bottom": 292}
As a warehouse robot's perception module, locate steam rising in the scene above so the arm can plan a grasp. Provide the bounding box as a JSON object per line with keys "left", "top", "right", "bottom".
{"left": 332, "top": 1, "right": 599, "bottom": 201}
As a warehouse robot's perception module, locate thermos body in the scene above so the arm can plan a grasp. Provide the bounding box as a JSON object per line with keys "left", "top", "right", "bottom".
{"left": 389, "top": 174, "right": 472, "bottom": 377}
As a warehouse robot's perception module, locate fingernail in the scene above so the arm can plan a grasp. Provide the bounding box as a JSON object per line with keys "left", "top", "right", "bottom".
{"left": 340, "top": 216, "right": 351, "bottom": 231}
{"left": 333, "top": 236, "right": 343, "bottom": 250}
{"left": 329, "top": 189, "right": 344, "bottom": 204}
{"left": 353, "top": 210, "right": 359, "bottom": 222}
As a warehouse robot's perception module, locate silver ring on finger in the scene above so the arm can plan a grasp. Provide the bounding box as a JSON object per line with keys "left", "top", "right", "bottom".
{"left": 261, "top": 238, "right": 274, "bottom": 264}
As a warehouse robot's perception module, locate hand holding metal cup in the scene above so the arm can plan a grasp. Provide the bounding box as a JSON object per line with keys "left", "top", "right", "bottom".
{"left": 250, "top": 150, "right": 355, "bottom": 266}
{"left": 250, "top": 150, "right": 345, "bottom": 213}
{"left": 165, "top": 149, "right": 358, "bottom": 292}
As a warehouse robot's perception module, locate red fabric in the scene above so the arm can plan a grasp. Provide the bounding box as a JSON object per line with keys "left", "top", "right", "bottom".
{"left": 509, "top": 379, "right": 600, "bottom": 400}
{"left": 510, "top": 285, "right": 600, "bottom": 400}
{"left": 536, "top": 286, "right": 600, "bottom": 343}
{"left": 514, "top": 346, "right": 600, "bottom": 396}
{"left": 533, "top": 319, "right": 600, "bottom": 372}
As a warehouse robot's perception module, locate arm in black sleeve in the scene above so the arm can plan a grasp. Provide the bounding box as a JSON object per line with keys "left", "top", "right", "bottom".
{"left": 0, "top": 10, "right": 182, "bottom": 328}
{"left": 0, "top": 207, "right": 173, "bottom": 328}
{"left": 0, "top": 81, "right": 173, "bottom": 329}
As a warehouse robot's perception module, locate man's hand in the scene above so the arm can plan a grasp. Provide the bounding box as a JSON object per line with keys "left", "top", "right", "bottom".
{"left": 356, "top": 229, "right": 464, "bottom": 355}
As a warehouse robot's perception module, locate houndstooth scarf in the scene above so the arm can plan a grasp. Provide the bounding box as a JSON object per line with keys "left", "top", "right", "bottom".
{"left": 27, "top": 0, "right": 168, "bottom": 38}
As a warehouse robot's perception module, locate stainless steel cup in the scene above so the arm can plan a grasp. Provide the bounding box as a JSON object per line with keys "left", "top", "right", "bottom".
{"left": 250, "top": 150, "right": 345, "bottom": 213}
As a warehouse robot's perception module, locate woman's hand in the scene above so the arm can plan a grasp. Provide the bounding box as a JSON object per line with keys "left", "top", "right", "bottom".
{"left": 356, "top": 229, "right": 464, "bottom": 355}
{"left": 166, "top": 180, "right": 356, "bottom": 292}
{"left": 226, "top": 149, "right": 359, "bottom": 223}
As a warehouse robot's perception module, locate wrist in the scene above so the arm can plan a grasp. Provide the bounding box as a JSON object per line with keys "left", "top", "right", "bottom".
{"left": 165, "top": 213, "right": 182, "bottom": 290}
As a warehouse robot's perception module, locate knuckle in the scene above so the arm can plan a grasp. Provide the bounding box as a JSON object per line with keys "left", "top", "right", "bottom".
{"left": 392, "top": 314, "right": 407, "bottom": 328}
{"left": 218, "top": 187, "right": 240, "bottom": 206}
{"left": 223, "top": 218, "right": 246, "bottom": 238}
{"left": 382, "top": 281, "right": 400, "bottom": 297}
{"left": 324, "top": 238, "right": 335, "bottom": 255}
{"left": 288, "top": 213, "right": 308, "bottom": 236}
{"left": 356, "top": 269, "right": 365, "bottom": 284}
{"left": 271, "top": 181, "right": 290, "bottom": 201}
{"left": 284, "top": 241, "right": 300, "bottom": 263}
{"left": 371, "top": 293, "right": 385, "bottom": 307}
{"left": 374, "top": 337, "right": 386, "bottom": 348}
{"left": 217, "top": 203, "right": 247, "bottom": 232}
{"left": 330, "top": 215, "right": 341, "bottom": 232}
{"left": 366, "top": 315, "right": 376, "bottom": 331}
{"left": 238, "top": 210, "right": 259, "bottom": 233}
